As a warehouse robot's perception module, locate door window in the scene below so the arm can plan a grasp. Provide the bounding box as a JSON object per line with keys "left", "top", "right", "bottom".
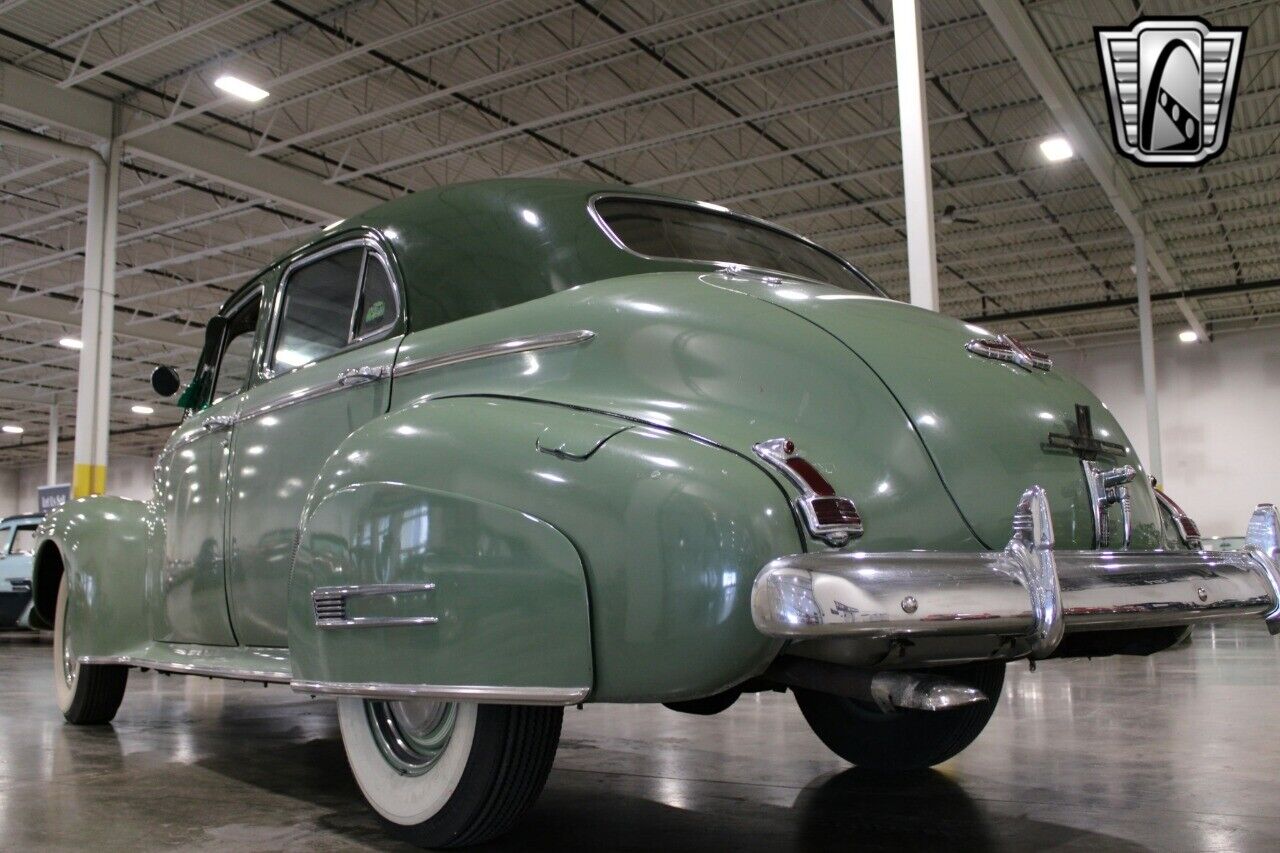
{"left": 270, "top": 242, "right": 400, "bottom": 373}
{"left": 273, "top": 247, "right": 363, "bottom": 370}
{"left": 354, "top": 255, "right": 396, "bottom": 340}
{"left": 211, "top": 292, "right": 263, "bottom": 404}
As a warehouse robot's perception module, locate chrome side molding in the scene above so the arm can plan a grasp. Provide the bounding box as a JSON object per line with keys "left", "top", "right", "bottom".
{"left": 312, "top": 582, "right": 438, "bottom": 629}
{"left": 290, "top": 680, "right": 590, "bottom": 706}
{"left": 393, "top": 329, "right": 595, "bottom": 379}
{"left": 78, "top": 655, "right": 292, "bottom": 684}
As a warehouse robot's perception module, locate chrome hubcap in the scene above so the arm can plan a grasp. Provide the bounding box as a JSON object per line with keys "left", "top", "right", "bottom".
{"left": 60, "top": 597, "right": 77, "bottom": 689}
{"left": 366, "top": 699, "right": 457, "bottom": 776}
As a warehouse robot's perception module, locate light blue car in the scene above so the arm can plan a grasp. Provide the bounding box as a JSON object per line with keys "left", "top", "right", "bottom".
{"left": 0, "top": 513, "right": 43, "bottom": 629}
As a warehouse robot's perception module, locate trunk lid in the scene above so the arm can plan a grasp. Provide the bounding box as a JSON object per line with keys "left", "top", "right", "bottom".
{"left": 719, "top": 277, "right": 1163, "bottom": 550}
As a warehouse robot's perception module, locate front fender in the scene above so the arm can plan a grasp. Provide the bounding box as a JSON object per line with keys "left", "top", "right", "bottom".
{"left": 290, "top": 396, "right": 800, "bottom": 702}
{"left": 32, "top": 496, "right": 156, "bottom": 657}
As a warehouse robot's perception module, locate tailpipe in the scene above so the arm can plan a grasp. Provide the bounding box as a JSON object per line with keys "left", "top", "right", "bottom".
{"left": 763, "top": 657, "right": 987, "bottom": 712}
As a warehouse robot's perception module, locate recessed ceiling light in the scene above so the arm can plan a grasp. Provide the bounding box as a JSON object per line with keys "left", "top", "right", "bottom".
{"left": 59, "top": 337, "right": 83, "bottom": 349}
{"left": 214, "top": 74, "right": 269, "bottom": 103}
{"left": 1040, "top": 136, "right": 1074, "bottom": 162}
{"left": 131, "top": 404, "right": 155, "bottom": 415}
{"left": 1178, "top": 329, "right": 1199, "bottom": 343}
{"left": 1, "top": 424, "right": 23, "bottom": 434}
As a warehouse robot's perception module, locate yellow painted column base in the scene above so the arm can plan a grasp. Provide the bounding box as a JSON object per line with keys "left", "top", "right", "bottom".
{"left": 72, "top": 463, "right": 107, "bottom": 498}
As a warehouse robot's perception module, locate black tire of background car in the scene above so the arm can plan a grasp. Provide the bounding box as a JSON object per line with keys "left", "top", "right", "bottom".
{"left": 62, "top": 662, "right": 128, "bottom": 725}
{"left": 793, "top": 661, "right": 1006, "bottom": 771}
{"left": 388, "top": 704, "right": 563, "bottom": 849}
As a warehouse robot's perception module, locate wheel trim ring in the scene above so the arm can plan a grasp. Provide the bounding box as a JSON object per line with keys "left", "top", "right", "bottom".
{"left": 366, "top": 699, "right": 457, "bottom": 777}
{"left": 58, "top": 581, "right": 77, "bottom": 689}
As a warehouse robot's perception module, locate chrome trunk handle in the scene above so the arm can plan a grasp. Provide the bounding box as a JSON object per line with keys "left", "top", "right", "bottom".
{"left": 337, "top": 365, "right": 388, "bottom": 386}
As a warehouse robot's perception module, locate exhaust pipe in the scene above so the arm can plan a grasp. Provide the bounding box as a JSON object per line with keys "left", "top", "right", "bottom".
{"left": 763, "top": 657, "right": 987, "bottom": 712}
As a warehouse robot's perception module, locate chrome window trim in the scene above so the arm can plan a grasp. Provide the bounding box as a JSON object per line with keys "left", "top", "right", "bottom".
{"left": 393, "top": 329, "right": 595, "bottom": 379}
{"left": 290, "top": 680, "right": 590, "bottom": 705}
{"left": 261, "top": 235, "right": 403, "bottom": 379}
{"left": 587, "top": 192, "right": 886, "bottom": 298}
{"left": 78, "top": 655, "right": 291, "bottom": 684}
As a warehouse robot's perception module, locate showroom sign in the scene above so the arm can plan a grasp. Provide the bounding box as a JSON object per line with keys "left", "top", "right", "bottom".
{"left": 1096, "top": 17, "right": 1246, "bottom": 166}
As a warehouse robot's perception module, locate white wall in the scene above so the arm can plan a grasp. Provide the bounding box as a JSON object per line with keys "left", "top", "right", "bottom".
{"left": 0, "top": 453, "right": 155, "bottom": 516}
{"left": 1045, "top": 327, "right": 1280, "bottom": 538}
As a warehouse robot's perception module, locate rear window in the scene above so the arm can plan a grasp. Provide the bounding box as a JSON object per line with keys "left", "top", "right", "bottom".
{"left": 594, "top": 197, "right": 880, "bottom": 295}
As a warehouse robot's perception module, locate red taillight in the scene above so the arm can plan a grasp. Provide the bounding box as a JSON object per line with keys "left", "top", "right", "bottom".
{"left": 1153, "top": 485, "right": 1202, "bottom": 549}
{"left": 808, "top": 496, "right": 862, "bottom": 527}
{"left": 753, "top": 437, "right": 864, "bottom": 546}
{"left": 782, "top": 457, "right": 836, "bottom": 497}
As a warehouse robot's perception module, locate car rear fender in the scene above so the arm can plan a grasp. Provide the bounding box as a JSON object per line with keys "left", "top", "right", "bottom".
{"left": 287, "top": 395, "right": 799, "bottom": 703}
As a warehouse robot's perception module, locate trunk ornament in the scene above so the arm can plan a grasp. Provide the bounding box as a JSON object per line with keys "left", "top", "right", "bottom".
{"left": 965, "top": 334, "right": 1052, "bottom": 372}
{"left": 1083, "top": 461, "right": 1137, "bottom": 548}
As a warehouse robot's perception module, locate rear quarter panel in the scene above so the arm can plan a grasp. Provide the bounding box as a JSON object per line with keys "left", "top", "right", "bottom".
{"left": 287, "top": 396, "right": 799, "bottom": 702}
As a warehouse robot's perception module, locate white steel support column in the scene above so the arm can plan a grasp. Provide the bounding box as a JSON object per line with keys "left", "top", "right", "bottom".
{"left": 71, "top": 138, "right": 120, "bottom": 498}
{"left": 46, "top": 403, "right": 58, "bottom": 486}
{"left": 892, "top": 0, "right": 939, "bottom": 311}
{"left": 1134, "top": 228, "right": 1163, "bottom": 482}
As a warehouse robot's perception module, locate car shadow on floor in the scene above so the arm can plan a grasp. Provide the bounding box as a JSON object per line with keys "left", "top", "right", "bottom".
{"left": 194, "top": 733, "right": 1150, "bottom": 853}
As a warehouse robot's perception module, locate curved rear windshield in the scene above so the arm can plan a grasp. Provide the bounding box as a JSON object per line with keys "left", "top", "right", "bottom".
{"left": 594, "top": 197, "right": 880, "bottom": 295}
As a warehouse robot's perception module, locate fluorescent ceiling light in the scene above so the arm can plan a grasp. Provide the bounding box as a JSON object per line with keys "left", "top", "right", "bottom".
{"left": 1040, "top": 136, "right": 1073, "bottom": 162}
{"left": 59, "top": 337, "right": 83, "bottom": 349}
{"left": 131, "top": 404, "right": 155, "bottom": 415}
{"left": 1178, "top": 329, "right": 1199, "bottom": 343}
{"left": 1, "top": 424, "right": 23, "bottom": 434}
{"left": 214, "top": 74, "right": 269, "bottom": 103}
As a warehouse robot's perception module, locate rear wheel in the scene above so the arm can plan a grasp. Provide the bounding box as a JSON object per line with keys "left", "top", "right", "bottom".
{"left": 338, "top": 697, "right": 562, "bottom": 848}
{"left": 52, "top": 572, "right": 127, "bottom": 724}
{"left": 794, "top": 662, "right": 1005, "bottom": 771}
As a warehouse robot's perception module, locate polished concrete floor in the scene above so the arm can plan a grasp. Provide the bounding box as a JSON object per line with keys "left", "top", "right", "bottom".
{"left": 1, "top": 624, "right": 1278, "bottom": 851}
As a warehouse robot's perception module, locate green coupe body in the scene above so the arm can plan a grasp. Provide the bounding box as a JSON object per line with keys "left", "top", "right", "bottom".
{"left": 31, "top": 179, "right": 1279, "bottom": 705}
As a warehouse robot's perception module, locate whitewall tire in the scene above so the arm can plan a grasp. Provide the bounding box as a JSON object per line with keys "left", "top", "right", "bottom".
{"left": 52, "top": 572, "right": 127, "bottom": 724}
{"left": 338, "top": 697, "right": 562, "bottom": 848}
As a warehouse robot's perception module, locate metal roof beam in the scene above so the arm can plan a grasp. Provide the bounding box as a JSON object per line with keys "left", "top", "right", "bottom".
{"left": 0, "top": 63, "right": 382, "bottom": 220}
{"left": 976, "top": 0, "right": 1181, "bottom": 293}
{"left": 0, "top": 287, "right": 198, "bottom": 349}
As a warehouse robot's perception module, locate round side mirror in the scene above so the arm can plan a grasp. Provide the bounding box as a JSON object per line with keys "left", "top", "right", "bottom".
{"left": 151, "top": 365, "right": 181, "bottom": 397}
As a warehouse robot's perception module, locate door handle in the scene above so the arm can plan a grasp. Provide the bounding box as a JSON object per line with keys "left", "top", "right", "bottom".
{"left": 337, "top": 366, "right": 389, "bottom": 386}
{"left": 201, "top": 415, "right": 236, "bottom": 433}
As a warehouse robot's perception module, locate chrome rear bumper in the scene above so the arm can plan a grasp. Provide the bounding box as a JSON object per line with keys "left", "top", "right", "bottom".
{"left": 752, "top": 488, "right": 1280, "bottom": 659}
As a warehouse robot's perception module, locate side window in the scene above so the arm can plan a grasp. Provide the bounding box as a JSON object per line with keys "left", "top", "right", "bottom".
{"left": 9, "top": 525, "right": 37, "bottom": 555}
{"left": 211, "top": 292, "right": 262, "bottom": 404}
{"left": 272, "top": 248, "right": 363, "bottom": 370}
{"left": 355, "top": 255, "right": 396, "bottom": 339}
{"left": 270, "top": 243, "right": 399, "bottom": 372}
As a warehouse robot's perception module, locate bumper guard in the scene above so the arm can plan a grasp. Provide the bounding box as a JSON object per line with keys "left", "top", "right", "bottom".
{"left": 752, "top": 487, "right": 1280, "bottom": 658}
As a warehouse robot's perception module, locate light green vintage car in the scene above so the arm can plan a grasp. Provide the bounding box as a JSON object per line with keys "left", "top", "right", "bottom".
{"left": 33, "top": 180, "right": 1280, "bottom": 848}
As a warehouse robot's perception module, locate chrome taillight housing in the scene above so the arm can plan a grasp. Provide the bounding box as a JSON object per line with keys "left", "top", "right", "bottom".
{"left": 1152, "top": 482, "right": 1202, "bottom": 549}
{"left": 753, "top": 437, "right": 863, "bottom": 547}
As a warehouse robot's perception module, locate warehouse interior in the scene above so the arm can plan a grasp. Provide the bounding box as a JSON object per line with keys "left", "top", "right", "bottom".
{"left": 1, "top": 1, "right": 1278, "bottom": 850}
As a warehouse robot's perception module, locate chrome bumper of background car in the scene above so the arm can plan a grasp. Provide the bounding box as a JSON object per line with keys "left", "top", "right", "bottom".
{"left": 752, "top": 488, "right": 1280, "bottom": 659}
